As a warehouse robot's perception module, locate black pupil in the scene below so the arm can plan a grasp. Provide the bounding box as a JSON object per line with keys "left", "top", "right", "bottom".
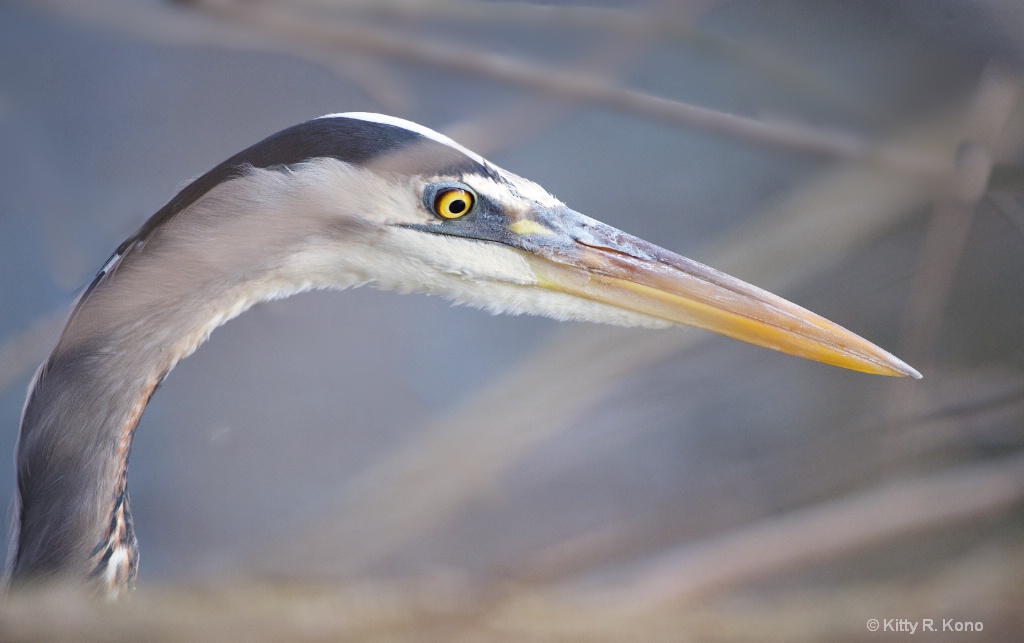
{"left": 448, "top": 197, "right": 466, "bottom": 214}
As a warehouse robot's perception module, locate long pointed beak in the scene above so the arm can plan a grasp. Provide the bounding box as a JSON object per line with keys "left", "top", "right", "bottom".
{"left": 520, "top": 208, "right": 920, "bottom": 378}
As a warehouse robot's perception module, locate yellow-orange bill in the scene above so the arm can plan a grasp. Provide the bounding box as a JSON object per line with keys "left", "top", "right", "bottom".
{"left": 521, "top": 209, "right": 920, "bottom": 379}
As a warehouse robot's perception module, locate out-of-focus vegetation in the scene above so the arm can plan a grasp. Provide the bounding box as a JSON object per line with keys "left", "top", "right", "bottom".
{"left": 1, "top": 0, "right": 1022, "bottom": 640}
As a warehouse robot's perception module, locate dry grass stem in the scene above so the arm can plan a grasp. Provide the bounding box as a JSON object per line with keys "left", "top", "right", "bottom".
{"left": 591, "top": 453, "right": 1024, "bottom": 610}
{"left": 186, "top": 0, "right": 950, "bottom": 178}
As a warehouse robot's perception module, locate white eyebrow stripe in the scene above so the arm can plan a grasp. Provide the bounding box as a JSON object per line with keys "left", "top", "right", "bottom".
{"left": 317, "top": 112, "right": 488, "bottom": 167}
{"left": 317, "top": 112, "right": 560, "bottom": 206}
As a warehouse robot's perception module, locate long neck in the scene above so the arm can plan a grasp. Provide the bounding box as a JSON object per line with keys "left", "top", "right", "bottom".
{"left": 9, "top": 161, "right": 373, "bottom": 592}
{"left": 12, "top": 320, "right": 161, "bottom": 591}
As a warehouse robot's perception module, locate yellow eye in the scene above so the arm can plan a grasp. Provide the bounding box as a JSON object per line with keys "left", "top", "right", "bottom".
{"left": 434, "top": 188, "right": 474, "bottom": 219}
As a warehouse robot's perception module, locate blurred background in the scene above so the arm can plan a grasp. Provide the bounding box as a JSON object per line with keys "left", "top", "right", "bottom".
{"left": 1, "top": 0, "right": 1023, "bottom": 640}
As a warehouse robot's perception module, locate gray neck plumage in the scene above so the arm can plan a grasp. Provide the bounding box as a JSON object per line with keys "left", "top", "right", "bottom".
{"left": 8, "top": 160, "right": 377, "bottom": 594}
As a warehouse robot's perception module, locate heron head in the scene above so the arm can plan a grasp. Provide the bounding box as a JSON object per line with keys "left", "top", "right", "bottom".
{"left": 275, "top": 113, "right": 918, "bottom": 378}
{"left": 126, "top": 112, "right": 916, "bottom": 378}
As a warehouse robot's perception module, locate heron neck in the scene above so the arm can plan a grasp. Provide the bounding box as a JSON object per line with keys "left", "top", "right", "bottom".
{"left": 9, "top": 167, "right": 364, "bottom": 589}
{"left": 10, "top": 259, "right": 294, "bottom": 591}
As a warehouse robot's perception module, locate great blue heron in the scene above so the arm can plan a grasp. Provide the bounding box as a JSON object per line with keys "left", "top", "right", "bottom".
{"left": 7, "top": 113, "right": 919, "bottom": 597}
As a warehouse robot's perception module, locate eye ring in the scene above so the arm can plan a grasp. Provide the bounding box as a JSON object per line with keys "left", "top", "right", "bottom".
{"left": 425, "top": 183, "right": 476, "bottom": 220}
